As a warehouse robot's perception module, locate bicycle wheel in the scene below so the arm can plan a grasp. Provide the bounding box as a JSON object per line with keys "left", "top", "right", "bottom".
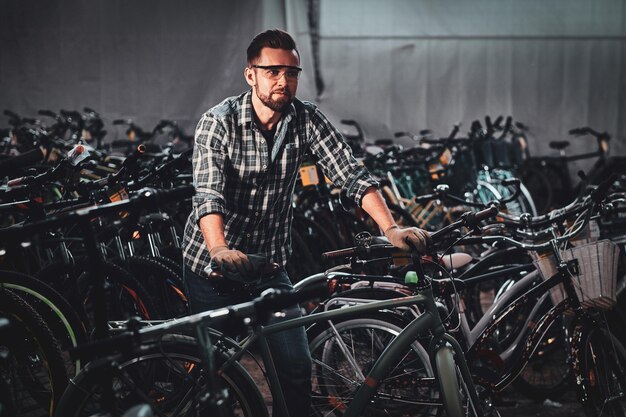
{"left": 36, "top": 260, "right": 158, "bottom": 323}
{"left": 124, "top": 255, "right": 188, "bottom": 318}
{"left": 0, "top": 289, "right": 68, "bottom": 417}
{"left": 579, "top": 327, "right": 626, "bottom": 417}
{"left": 1, "top": 270, "right": 88, "bottom": 377}
{"left": 512, "top": 312, "right": 572, "bottom": 401}
{"left": 53, "top": 335, "right": 268, "bottom": 417}
{"left": 309, "top": 317, "right": 435, "bottom": 417}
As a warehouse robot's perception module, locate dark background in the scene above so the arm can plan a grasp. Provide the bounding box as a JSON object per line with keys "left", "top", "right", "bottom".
{"left": 1, "top": 0, "right": 625, "bottom": 172}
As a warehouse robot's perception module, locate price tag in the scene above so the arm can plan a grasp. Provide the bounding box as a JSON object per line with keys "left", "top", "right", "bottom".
{"left": 299, "top": 165, "right": 320, "bottom": 186}
{"left": 439, "top": 148, "right": 452, "bottom": 166}
{"left": 109, "top": 187, "right": 129, "bottom": 202}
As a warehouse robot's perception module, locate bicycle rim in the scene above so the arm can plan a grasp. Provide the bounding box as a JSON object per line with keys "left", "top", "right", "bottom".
{"left": 309, "top": 318, "right": 436, "bottom": 416}
{"left": 53, "top": 338, "right": 267, "bottom": 417}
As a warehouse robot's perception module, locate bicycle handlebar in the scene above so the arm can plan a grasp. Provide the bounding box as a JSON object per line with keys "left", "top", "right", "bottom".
{"left": 322, "top": 205, "right": 498, "bottom": 261}
{"left": 568, "top": 126, "right": 610, "bottom": 141}
{"left": 0, "top": 185, "right": 196, "bottom": 239}
{"left": 497, "top": 173, "right": 618, "bottom": 229}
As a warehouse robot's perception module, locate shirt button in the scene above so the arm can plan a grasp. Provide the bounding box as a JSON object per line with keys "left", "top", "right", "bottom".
{"left": 262, "top": 164, "right": 267, "bottom": 169}
{"left": 255, "top": 212, "right": 259, "bottom": 216}
{"left": 246, "top": 233, "right": 251, "bottom": 238}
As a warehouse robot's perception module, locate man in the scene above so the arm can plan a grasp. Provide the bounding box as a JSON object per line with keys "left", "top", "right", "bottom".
{"left": 182, "top": 29, "right": 430, "bottom": 416}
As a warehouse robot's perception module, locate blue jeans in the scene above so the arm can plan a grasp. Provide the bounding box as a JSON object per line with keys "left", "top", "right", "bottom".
{"left": 183, "top": 264, "right": 312, "bottom": 417}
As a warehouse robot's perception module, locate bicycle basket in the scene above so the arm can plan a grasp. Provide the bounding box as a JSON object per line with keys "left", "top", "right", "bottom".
{"left": 531, "top": 239, "right": 619, "bottom": 310}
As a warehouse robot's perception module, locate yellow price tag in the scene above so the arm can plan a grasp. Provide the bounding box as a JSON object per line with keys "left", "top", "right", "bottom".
{"left": 109, "top": 188, "right": 129, "bottom": 202}
{"left": 439, "top": 148, "right": 452, "bottom": 166}
{"left": 299, "top": 165, "right": 320, "bottom": 186}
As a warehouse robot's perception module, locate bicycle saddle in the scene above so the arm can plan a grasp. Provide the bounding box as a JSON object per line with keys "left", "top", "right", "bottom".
{"left": 549, "top": 140, "right": 570, "bottom": 150}
{"left": 207, "top": 254, "right": 280, "bottom": 289}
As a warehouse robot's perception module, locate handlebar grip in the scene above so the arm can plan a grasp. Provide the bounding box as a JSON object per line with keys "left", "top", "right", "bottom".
{"left": 503, "top": 116, "right": 512, "bottom": 133}
{"left": 112, "top": 119, "right": 127, "bottom": 125}
{"left": 569, "top": 127, "right": 587, "bottom": 136}
{"left": 3, "top": 110, "right": 18, "bottom": 118}
{"left": 591, "top": 173, "right": 619, "bottom": 204}
{"left": 83, "top": 107, "right": 97, "bottom": 114}
{"left": 485, "top": 116, "right": 493, "bottom": 131}
{"left": 447, "top": 124, "right": 460, "bottom": 141}
{"left": 7, "top": 176, "right": 28, "bottom": 187}
{"left": 493, "top": 116, "right": 503, "bottom": 129}
{"left": 38, "top": 110, "right": 57, "bottom": 118}
{"left": 322, "top": 247, "right": 356, "bottom": 261}
{"left": 473, "top": 205, "right": 499, "bottom": 223}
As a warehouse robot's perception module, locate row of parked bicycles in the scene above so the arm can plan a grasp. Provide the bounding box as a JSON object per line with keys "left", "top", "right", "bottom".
{"left": 0, "top": 107, "right": 625, "bottom": 417}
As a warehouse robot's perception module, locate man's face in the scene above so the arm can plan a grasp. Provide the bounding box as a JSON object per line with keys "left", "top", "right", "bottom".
{"left": 245, "top": 47, "right": 300, "bottom": 112}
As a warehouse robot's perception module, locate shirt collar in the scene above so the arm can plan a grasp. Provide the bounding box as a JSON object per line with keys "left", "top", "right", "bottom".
{"left": 239, "top": 89, "right": 296, "bottom": 127}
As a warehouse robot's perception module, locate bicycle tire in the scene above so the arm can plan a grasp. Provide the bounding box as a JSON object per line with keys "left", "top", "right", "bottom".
{"left": 511, "top": 311, "right": 572, "bottom": 401}
{"left": 76, "top": 260, "right": 157, "bottom": 321}
{"left": 309, "top": 317, "right": 435, "bottom": 417}
{"left": 36, "top": 259, "right": 158, "bottom": 323}
{"left": 435, "top": 343, "right": 481, "bottom": 417}
{"left": 0, "top": 270, "right": 88, "bottom": 377}
{"left": 578, "top": 327, "right": 626, "bottom": 417}
{"left": 0, "top": 289, "right": 68, "bottom": 417}
{"left": 149, "top": 253, "right": 184, "bottom": 277}
{"left": 124, "top": 255, "right": 188, "bottom": 318}
{"left": 53, "top": 335, "right": 268, "bottom": 417}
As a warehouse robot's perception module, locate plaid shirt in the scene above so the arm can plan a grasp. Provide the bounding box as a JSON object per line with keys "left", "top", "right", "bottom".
{"left": 182, "top": 90, "right": 378, "bottom": 275}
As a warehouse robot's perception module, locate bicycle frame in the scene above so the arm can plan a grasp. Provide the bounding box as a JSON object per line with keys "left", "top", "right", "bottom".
{"left": 220, "top": 286, "right": 483, "bottom": 417}
{"left": 466, "top": 256, "right": 602, "bottom": 402}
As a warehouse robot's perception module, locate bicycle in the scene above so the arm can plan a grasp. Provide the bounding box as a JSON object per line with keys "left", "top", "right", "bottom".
{"left": 51, "top": 206, "right": 498, "bottom": 417}
{"left": 519, "top": 126, "right": 623, "bottom": 213}
{"left": 298, "top": 177, "right": 626, "bottom": 415}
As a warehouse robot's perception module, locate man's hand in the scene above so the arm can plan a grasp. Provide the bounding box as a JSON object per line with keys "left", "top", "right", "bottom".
{"left": 384, "top": 225, "right": 431, "bottom": 252}
{"left": 209, "top": 246, "right": 252, "bottom": 276}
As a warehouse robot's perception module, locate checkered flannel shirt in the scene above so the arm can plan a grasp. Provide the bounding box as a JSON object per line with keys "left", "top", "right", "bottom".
{"left": 182, "top": 90, "right": 379, "bottom": 275}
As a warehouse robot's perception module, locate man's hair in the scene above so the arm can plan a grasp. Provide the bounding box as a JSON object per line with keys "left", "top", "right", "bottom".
{"left": 246, "top": 29, "right": 299, "bottom": 65}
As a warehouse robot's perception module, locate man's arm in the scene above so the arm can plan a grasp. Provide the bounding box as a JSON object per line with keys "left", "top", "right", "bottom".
{"left": 198, "top": 207, "right": 251, "bottom": 275}
{"left": 191, "top": 114, "right": 250, "bottom": 274}
{"left": 360, "top": 187, "right": 395, "bottom": 232}
{"left": 199, "top": 213, "right": 228, "bottom": 253}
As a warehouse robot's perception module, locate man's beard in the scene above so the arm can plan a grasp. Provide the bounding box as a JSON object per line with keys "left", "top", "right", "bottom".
{"left": 255, "top": 87, "right": 293, "bottom": 112}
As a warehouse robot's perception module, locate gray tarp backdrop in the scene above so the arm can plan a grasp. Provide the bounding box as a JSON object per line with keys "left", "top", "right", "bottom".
{"left": 1, "top": 0, "right": 624, "bottom": 172}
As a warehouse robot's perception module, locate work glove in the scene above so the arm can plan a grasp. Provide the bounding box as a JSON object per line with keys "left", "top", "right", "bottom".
{"left": 384, "top": 225, "right": 431, "bottom": 253}
{"left": 209, "top": 246, "right": 252, "bottom": 276}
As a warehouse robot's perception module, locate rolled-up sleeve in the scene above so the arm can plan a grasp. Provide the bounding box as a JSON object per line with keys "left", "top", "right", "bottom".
{"left": 308, "top": 109, "right": 379, "bottom": 205}
{"left": 192, "top": 113, "right": 227, "bottom": 224}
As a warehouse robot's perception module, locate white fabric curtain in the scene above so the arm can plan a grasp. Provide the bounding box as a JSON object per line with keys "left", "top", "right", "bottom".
{"left": 0, "top": 0, "right": 262, "bottom": 133}
{"left": 288, "top": 0, "right": 626, "bottom": 167}
{"left": 1, "top": 0, "right": 624, "bottom": 165}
